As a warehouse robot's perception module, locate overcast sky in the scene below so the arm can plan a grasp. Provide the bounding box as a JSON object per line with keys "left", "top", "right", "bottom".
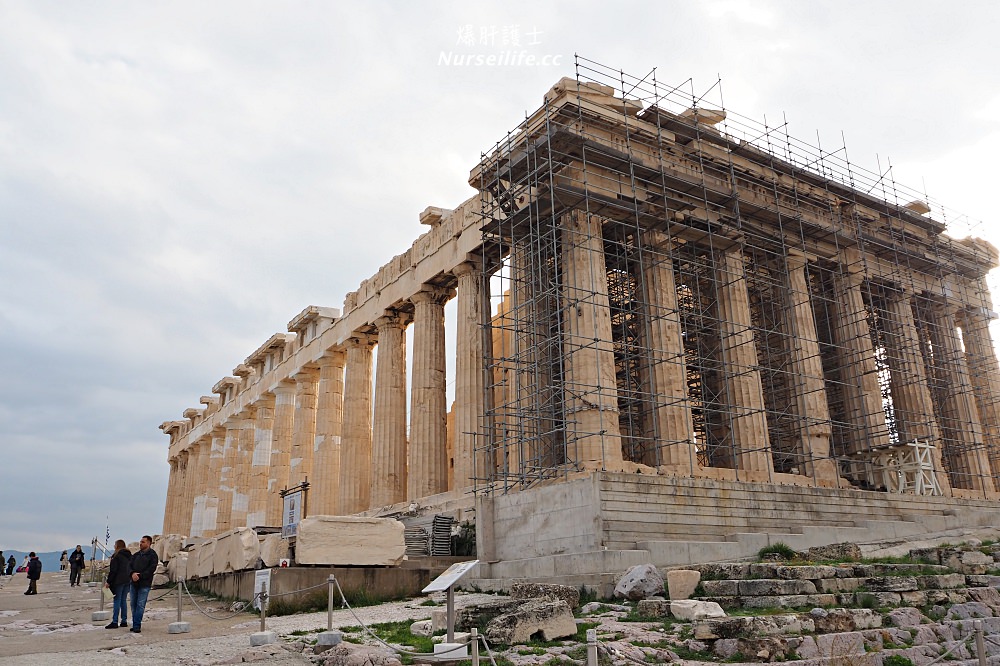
{"left": 2, "top": 1, "right": 999, "bottom": 553}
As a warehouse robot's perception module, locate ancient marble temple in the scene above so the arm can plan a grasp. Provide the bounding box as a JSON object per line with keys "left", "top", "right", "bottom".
{"left": 161, "top": 68, "right": 1000, "bottom": 545}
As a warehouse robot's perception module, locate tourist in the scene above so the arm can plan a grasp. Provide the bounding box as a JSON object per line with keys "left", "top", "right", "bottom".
{"left": 59, "top": 550, "right": 68, "bottom": 571}
{"left": 19, "top": 555, "right": 28, "bottom": 572}
{"left": 0, "top": 550, "right": 4, "bottom": 576}
{"left": 104, "top": 539, "right": 132, "bottom": 629}
{"left": 5, "top": 555, "right": 14, "bottom": 576}
{"left": 23, "top": 552, "right": 41, "bottom": 595}
{"left": 128, "top": 535, "right": 158, "bottom": 633}
{"left": 69, "top": 545, "right": 86, "bottom": 586}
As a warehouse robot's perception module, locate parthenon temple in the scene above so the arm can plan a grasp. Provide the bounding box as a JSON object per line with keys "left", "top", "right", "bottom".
{"left": 161, "top": 59, "right": 1000, "bottom": 579}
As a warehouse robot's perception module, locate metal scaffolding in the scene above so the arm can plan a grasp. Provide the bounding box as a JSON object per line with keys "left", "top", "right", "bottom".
{"left": 471, "top": 56, "right": 1000, "bottom": 498}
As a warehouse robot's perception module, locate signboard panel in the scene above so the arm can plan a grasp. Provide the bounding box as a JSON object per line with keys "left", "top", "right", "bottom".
{"left": 421, "top": 560, "right": 480, "bottom": 593}
{"left": 253, "top": 568, "right": 272, "bottom": 610}
{"left": 282, "top": 490, "right": 303, "bottom": 538}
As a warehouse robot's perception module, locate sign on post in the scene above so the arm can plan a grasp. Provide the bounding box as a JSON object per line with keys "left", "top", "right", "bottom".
{"left": 280, "top": 480, "right": 309, "bottom": 538}
{"left": 422, "top": 560, "right": 480, "bottom": 593}
{"left": 253, "top": 569, "right": 272, "bottom": 611}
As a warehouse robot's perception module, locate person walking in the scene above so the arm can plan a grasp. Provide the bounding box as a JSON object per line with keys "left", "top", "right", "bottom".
{"left": 128, "top": 535, "right": 158, "bottom": 633}
{"left": 59, "top": 551, "right": 68, "bottom": 571}
{"left": 0, "top": 550, "right": 4, "bottom": 576}
{"left": 68, "top": 545, "right": 86, "bottom": 586}
{"left": 23, "top": 552, "right": 41, "bottom": 595}
{"left": 104, "top": 540, "right": 132, "bottom": 629}
{"left": 5, "top": 555, "right": 14, "bottom": 576}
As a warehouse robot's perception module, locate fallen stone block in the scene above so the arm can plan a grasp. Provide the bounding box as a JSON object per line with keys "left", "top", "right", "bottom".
{"left": 410, "top": 619, "right": 432, "bottom": 637}
{"left": 666, "top": 569, "right": 700, "bottom": 600}
{"left": 152, "top": 573, "right": 169, "bottom": 587}
{"left": 808, "top": 608, "right": 856, "bottom": 633}
{"left": 152, "top": 534, "right": 186, "bottom": 563}
{"left": 807, "top": 542, "right": 862, "bottom": 562}
{"left": 296, "top": 515, "right": 405, "bottom": 566}
{"left": 816, "top": 577, "right": 863, "bottom": 593}
{"left": 694, "top": 617, "right": 753, "bottom": 640}
{"left": 886, "top": 607, "right": 926, "bottom": 628}
{"left": 917, "top": 573, "right": 965, "bottom": 590}
{"left": 900, "top": 591, "right": 928, "bottom": 607}
{"left": 258, "top": 533, "right": 289, "bottom": 568}
{"left": 321, "top": 642, "right": 403, "bottom": 666}
{"left": 670, "top": 599, "right": 726, "bottom": 621}
{"left": 847, "top": 608, "right": 881, "bottom": 629}
{"left": 967, "top": 586, "right": 1000, "bottom": 612}
{"left": 698, "top": 563, "right": 750, "bottom": 580}
{"left": 947, "top": 601, "right": 994, "bottom": 619}
{"left": 195, "top": 540, "right": 215, "bottom": 578}
{"left": 774, "top": 565, "right": 840, "bottom": 580}
{"left": 636, "top": 599, "right": 670, "bottom": 618}
{"left": 166, "top": 553, "right": 188, "bottom": 582}
{"left": 456, "top": 599, "right": 522, "bottom": 631}
{"left": 614, "top": 563, "right": 664, "bottom": 601}
{"left": 510, "top": 582, "right": 580, "bottom": 608}
{"left": 484, "top": 600, "right": 576, "bottom": 645}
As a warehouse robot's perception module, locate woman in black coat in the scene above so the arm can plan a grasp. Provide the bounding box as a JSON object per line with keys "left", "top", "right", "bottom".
{"left": 104, "top": 540, "right": 132, "bottom": 628}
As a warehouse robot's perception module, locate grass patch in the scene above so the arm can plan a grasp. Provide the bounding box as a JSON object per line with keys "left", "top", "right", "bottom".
{"left": 288, "top": 627, "right": 325, "bottom": 636}
{"left": 758, "top": 542, "right": 797, "bottom": 561}
{"left": 418, "top": 598, "right": 439, "bottom": 606}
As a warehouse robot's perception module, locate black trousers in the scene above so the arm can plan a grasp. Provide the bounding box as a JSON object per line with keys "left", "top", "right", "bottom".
{"left": 26, "top": 578, "right": 37, "bottom": 594}
{"left": 70, "top": 566, "right": 83, "bottom": 585}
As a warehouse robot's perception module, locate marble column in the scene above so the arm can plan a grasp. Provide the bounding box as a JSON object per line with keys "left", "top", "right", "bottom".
{"left": 247, "top": 395, "right": 275, "bottom": 528}
{"left": 289, "top": 368, "right": 319, "bottom": 487}
{"left": 229, "top": 409, "right": 255, "bottom": 529}
{"left": 783, "top": 255, "right": 838, "bottom": 483}
{"left": 716, "top": 248, "right": 772, "bottom": 474}
{"left": 200, "top": 428, "right": 226, "bottom": 536}
{"left": 560, "top": 209, "right": 624, "bottom": 468}
{"left": 882, "top": 290, "right": 951, "bottom": 493}
{"left": 216, "top": 419, "right": 239, "bottom": 533}
{"left": 928, "top": 304, "right": 995, "bottom": 494}
{"left": 453, "top": 261, "right": 490, "bottom": 489}
{"left": 189, "top": 438, "right": 210, "bottom": 536}
{"left": 371, "top": 312, "right": 409, "bottom": 508}
{"left": 173, "top": 450, "right": 190, "bottom": 535}
{"left": 163, "top": 456, "right": 181, "bottom": 535}
{"left": 312, "top": 350, "right": 345, "bottom": 515}
{"left": 961, "top": 306, "right": 1000, "bottom": 482}
{"left": 266, "top": 382, "right": 297, "bottom": 526}
{"left": 831, "top": 269, "right": 890, "bottom": 453}
{"left": 409, "top": 287, "right": 453, "bottom": 500}
{"left": 639, "top": 230, "right": 696, "bottom": 469}
{"left": 339, "top": 334, "right": 375, "bottom": 514}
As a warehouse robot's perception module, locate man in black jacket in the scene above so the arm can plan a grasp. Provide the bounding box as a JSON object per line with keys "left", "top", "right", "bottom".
{"left": 128, "top": 536, "right": 158, "bottom": 633}
{"left": 68, "top": 545, "right": 86, "bottom": 586}
{"left": 24, "top": 552, "right": 41, "bottom": 595}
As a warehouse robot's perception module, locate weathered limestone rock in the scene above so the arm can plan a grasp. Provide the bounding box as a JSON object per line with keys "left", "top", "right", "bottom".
{"left": 614, "top": 564, "right": 664, "bottom": 601}
{"left": 947, "top": 601, "right": 994, "bottom": 619}
{"left": 945, "top": 550, "right": 994, "bottom": 574}
{"left": 213, "top": 530, "right": 234, "bottom": 574}
{"left": 807, "top": 543, "right": 862, "bottom": 561}
{"left": 701, "top": 580, "right": 739, "bottom": 597}
{"left": 670, "top": 599, "right": 726, "bottom": 621}
{"left": 847, "top": 608, "right": 882, "bottom": 629}
{"left": 167, "top": 553, "right": 188, "bottom": 582}
{"left": 666, "top": 569, "right": 701, "bottom": 600}
{"left": 321, "top": 642, "right": 403, "bottom": 666}
{"left": 152, "top": 534, "right": 186, "bottom": 563}
{"left": 258, "top": 533, "right": 289, "bottom": 568}
{"left": 152, "top": 573, "right": 169, "bottom": 587}
{"left": 296, "top": 515, "right": 404, "bottom": 566}
{"left": 509, "top": 583, "right": 580, "bottom": 609}
{"left": 917, "top": 573, "right": 965, "bottom": 589}
{"left": 409, "top": 619, "right": 433, "bottom": 637}
{"left": 483, "top": 600, "right": 576, "bottom": 644}
{"left": 865, "top": 576, "right": 918, "bottom": 592}
{"left": 738, "top": 579, "right": 817, "bottom": 596}
{"left": 886, "top": 607, "right": 926, "bottom": 628}
{"left": 636, "top": 599, "right": 671, "bottom": 618}
{"left": 214, "top": 527, "right": 260, "bottom": 572}
{"left": 455, "top": 599, "right": 522, "bottom": 631}
{"left": 196, "top": 540, "right": 215, "bottom": 578}
{"left": 809, "top": 608, "right": 856, "bottom": 633}
{"left": 968, "top": 586, "right": 1000, "bottom": 612}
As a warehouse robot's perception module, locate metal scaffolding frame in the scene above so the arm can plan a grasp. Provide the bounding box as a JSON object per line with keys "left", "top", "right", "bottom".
{"left": 471, "top": 55, "right": 1000, "bottom": 498}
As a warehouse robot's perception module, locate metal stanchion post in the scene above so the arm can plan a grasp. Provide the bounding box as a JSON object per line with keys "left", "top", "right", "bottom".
{"left": 587, "top": 628, "right": 598, "bottom": 666}
{"left": 316, "top": 574, "right": 342, "bottom": 652}
{"left": 168, "top": 581, "right": 191, "bottom": 634}
{"left": 975, "top": 619, "right": 987, "bottom": 666}
{"left": 471, "top": 627, "right": 480, "bottom": 666}
{"left": 91, "top": 579, "right": 111, "bottom": 623}
{"left": 250, "top": 580, "right": 277, "bottom": 646}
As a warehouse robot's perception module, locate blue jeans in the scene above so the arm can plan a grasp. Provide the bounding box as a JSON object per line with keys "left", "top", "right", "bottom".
{"left": 130, "top": 584, "right": 150, "bottom": 629}
{"left": 112, "top": 583, "right": 129, "bottom": 624}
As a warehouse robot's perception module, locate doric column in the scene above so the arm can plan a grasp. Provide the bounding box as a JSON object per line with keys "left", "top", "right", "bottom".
{"left": 831, "top": 269, "right": 890, "bottom": 453}
{"left": 266, "top": 382, "right": 297, "bottom": 526}
{"left": 453, "top": 261, "right": 490, "bottom": 489}
{"left": 961, "top": 306, "right": 1000, "bottom": 482}
{"left": 928, "top": 304, "right": 994, "bottom": 494}
{"left": 717, "top": 248, "right": 772, "bottom": 474}
{"left": 289, "top": 368, "right": 319, "bottom": 487}
{"left": 639, "top": 230, "right": 695, "bottom": 469}
{"left": 216, "top": 419, "right": 239, "bottom": 533}
{"left": 783, "top": 255, "right": 838, "bottom": 484}
{"left": 246, "top": 395, "right": 275, "bottom": 528}
{"left": 312, "top": 350, "right": 345, "bottom": 515}
{"left": 371, "top": 312, "right": 409, "bottom": 507}
{"left": 163, "top": 456, "right": 181, "bottom": 535}
{"left": 229, "top": 409, "right": 255, "bottom": 529}
{"left": 409, "top": 287, "right": 453, "bottom": 499}
{"left": 560, "top": 209, "right": 624, "bottom": 468}
{"left": 201, "top": 428, "right": 226, "bottom": 536}
{"left": 339, "top": 334, "right": 375, "bottom": 514}
{"left": 173, "top": 450, "right": 191, "bottom": 535}
{"left": 882, "top": 290, "right": 951, "bottom": 493}
{"left": 188, "top": 437, "right": 210, "bottom": 536}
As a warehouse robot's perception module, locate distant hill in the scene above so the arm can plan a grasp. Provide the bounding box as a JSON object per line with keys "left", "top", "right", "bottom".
{"left": 1, "top": 549, "right": 106, "bottom": 575}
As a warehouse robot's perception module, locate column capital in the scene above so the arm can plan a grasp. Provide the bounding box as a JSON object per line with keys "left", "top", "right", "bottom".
{"left": 452, "top": 258, "right": 483, "bottom": 278}
{"left": 292, "top": 367, "right": 320, "bottom": 384}
{"left": 410, "top": 286, "right": 455, "bottom": 307}
{"left": 271, "top": 382, "right": 297, "bottom": 397}
{"left": 785, "top": 251, "right": 811, "bottom": 272}
{"left": 344, "top": 332, "right": 376, "bottom": 349}
{"left": 375, "top": 309, "right": 411, "bottom": 330}
{"left": 318, "top": 348, "right": 346, "bottom": 363}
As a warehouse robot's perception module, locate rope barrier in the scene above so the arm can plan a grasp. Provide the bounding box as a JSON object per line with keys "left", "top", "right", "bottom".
{"left": 180, "top": 580, "right": 258, "bottom": 620}
{"left": 267, "top": 580, "right": 330, "bottom": 597}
